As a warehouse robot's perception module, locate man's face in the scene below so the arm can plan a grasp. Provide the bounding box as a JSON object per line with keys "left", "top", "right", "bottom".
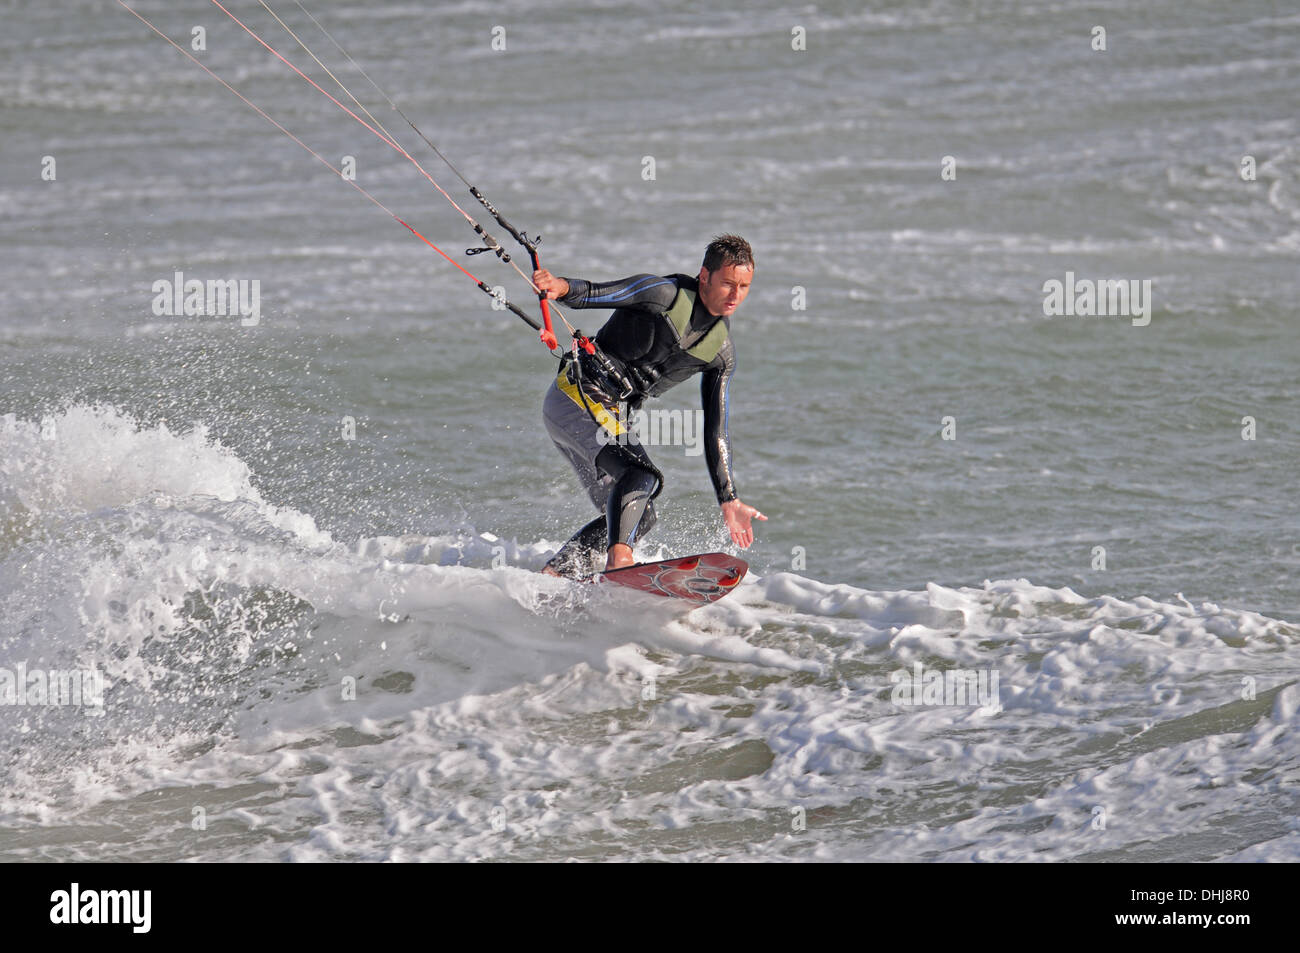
{"left": 697, "top": 262, "right": 753, "bottom": 317}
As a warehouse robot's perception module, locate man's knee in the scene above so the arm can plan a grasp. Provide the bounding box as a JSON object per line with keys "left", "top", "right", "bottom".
{"left": 596, "top": 445, "right": 661, "bottom": 489}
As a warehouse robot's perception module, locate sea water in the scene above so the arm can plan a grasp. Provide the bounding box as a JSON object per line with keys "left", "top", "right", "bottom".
{"left": 1, "top": 0, "right": 1297, "bottom": 861}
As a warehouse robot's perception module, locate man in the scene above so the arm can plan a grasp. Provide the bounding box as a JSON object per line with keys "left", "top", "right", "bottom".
{"left": 536, "top": 233, "right": 766, "bottom": 578}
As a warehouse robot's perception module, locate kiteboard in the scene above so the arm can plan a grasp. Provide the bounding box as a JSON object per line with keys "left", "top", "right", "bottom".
{"left": 593, "top": 552, "right": 747, "bottom": 606}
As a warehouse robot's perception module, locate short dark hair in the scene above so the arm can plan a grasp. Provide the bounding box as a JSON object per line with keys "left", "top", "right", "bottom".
{"left": 702, "top": 234, "right": 754, "bottom": 273}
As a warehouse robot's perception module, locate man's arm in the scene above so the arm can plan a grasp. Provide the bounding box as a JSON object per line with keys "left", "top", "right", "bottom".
{"left": 701, "top": 341, "right": 766, "bottom": 548}
{"left": 533, "top": 270, "right": 678, "bottom": 311}
{"left": 700, "top": 343, "right": 737, "bottom": 505}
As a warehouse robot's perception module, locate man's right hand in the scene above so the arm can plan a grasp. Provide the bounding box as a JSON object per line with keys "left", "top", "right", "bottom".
{"left": 533, "top": 269, "right": 569, "bottom": 300}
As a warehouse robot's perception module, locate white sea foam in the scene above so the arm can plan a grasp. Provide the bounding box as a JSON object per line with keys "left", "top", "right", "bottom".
{"left": 1, "top": 404, "right": 1294, "bottom": 860}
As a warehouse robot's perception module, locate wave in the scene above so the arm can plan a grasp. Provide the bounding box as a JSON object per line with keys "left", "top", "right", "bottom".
{"left": 1, "top": 404, "right": 1296, "bottom": 860}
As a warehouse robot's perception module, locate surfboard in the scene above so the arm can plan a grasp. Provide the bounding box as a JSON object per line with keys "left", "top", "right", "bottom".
{"left": 594, "top": 552, "right": 747, "bottom": 606}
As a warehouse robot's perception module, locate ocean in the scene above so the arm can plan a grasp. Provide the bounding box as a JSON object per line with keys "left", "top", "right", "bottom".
{"left": 1, "top": 0, "right": 1298, "bottom": 861}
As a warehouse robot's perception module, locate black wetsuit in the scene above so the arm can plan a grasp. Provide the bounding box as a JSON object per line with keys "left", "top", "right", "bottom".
{"left": 543, "top": 272, "right": 738, "bottom": 575}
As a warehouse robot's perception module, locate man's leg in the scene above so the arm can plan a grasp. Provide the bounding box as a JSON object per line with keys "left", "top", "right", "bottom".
{"left": 542, "top": 378, "right": 617, "bottom": 577}
{"left": 541, "top": 375, "right": 660, "bottom": 576}
{"left": 543, "top": 515, "right": 605, "bottom": 578}
{"left": 595, "top": 443, "right": 659, "bottom": 570}
{"left": 544, "top": 462, "right": 658, "bottom": 575}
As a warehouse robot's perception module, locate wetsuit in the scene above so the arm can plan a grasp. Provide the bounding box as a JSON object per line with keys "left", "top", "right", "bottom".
{"left": 542, "top": 272, "right": 737, "bottom": 577}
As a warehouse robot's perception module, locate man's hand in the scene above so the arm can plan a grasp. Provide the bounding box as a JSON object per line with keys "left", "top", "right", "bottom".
{"left": 721, "top": 498, "right": 766, "bottom": 549}
{"left": 533, "top": 269, "right": 569, "bottom": 300}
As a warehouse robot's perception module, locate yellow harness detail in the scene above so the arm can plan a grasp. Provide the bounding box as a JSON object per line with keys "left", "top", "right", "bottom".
{"left": 556, "top": 361, "right": 627, "bottom": 439}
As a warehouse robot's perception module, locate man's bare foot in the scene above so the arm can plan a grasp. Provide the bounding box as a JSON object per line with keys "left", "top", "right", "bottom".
{"left": 604, "top": 543, "right": 635, "bottom": 571}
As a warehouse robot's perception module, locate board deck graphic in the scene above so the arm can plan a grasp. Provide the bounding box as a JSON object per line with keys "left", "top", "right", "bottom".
{"left": 594, "top": 552, "right": 747, "bottom": 605}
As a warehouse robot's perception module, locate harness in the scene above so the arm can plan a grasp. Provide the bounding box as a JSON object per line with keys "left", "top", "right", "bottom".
{"left": 558, "top": 340, "right": 665, "bottom": 500}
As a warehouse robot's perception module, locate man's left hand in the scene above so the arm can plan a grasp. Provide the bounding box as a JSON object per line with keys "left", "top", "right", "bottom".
{"left": 721, "top": 498, "right": 766, "bottom": 549}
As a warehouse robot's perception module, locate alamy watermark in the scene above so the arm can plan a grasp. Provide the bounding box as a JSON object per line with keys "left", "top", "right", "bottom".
{"left": 890, "top": 662, "right": 1001, "bottom": 714}
{"left": 596, "top": 402, "right": 705, "bottom": 456}
{"left": 1042, "top": 271, "right": 1151, "bottom": 327}
{"left": 151, "top": 271, "right": 260, "bottom": 326}
{"left": 0, "top": 662, "right": 104, "bottom": 715}
{"left": 50, "top": 883, "right": 150, "bottom": 933}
